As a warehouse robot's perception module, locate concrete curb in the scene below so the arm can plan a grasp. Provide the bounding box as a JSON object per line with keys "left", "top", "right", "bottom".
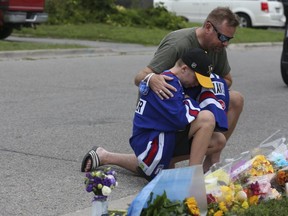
{"left": 61, "top": 194, "right": 136, "bottom": 216}
{"left": 0, "top": 47, "right": 156, "bottom": 60}
{"left": 228, "top": 42, "right": 282, "bottom": 49}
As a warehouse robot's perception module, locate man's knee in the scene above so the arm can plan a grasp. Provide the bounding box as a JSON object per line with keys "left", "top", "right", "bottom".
{"left": 229, "top": 90, "right": 244, "bottom": 112}
{"left": 217, "top": 133, "right": 226, "bottom": 150}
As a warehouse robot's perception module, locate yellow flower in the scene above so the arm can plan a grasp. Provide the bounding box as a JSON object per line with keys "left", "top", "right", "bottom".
{"left": 221, "top": 185, "right": 230, "bottom": 193}
{"left": 242, "top": 200, "right": 249, "bottom": 209}
{"left": 214, "top": 210, "right": 224, "bottom": 216}
{"left": 219, "top": 202, "right": 228, "bottom": 212}
{"left": 185, "top": 197, "right": 200, "bottom": 216}
{"left": 217, "top": 186, "right": 234, "bottom": 205}
{"left": 249, "top": 155, "right": 274, "bottom": 176}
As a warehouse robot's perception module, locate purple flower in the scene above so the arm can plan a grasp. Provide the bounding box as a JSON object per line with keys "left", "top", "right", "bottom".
{"left": 107, "top": 170, "right": 116, "bottom": 176}
{"left": 86, "top": 184, "right": 93, "bottom": 193}
{"left": 103, "top": 177, "right": 113, "bottom": 187}
{"left": 84, "top": 167, "right": 118, "bottom": 197}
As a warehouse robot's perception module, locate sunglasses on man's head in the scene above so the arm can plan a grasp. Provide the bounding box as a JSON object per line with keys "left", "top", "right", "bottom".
{"left": 208, "top": 21, "right": 233, "bottom": 43}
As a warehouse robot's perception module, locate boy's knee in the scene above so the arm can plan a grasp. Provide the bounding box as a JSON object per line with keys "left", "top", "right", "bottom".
{"left": 198, "top": 110, "right": 215, "bottom": 128}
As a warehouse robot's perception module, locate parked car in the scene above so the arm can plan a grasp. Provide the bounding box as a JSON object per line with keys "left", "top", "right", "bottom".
{"left": 281, "top": 0, "right": 288, "bottom": 24}
{"left": 154, "top": 0, "right": 286, "bottom": 28}
{"left": 0, "top": 0, "right": 48, "bottom": 39}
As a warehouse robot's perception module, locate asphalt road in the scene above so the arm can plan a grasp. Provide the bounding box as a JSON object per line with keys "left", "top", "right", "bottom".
{"left": 0, "top": 38, "right": 287, "bottom": 216}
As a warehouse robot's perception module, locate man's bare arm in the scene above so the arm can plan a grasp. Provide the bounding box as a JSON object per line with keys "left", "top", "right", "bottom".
{"left": 134, "top": 67, "right": 177, "bottom": 99}
{"left": 223, "top": 72, "right": 232, "bottom": 88}
{"left": 134, "top": 67, "right": 153, "bottom": 86}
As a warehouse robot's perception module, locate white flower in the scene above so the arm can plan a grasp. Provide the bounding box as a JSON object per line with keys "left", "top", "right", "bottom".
{"left": 102, "top": 186, "right": 112, "bottom": 196}
{"left": 236, "top": 191, "right": 247, "bottom": 202}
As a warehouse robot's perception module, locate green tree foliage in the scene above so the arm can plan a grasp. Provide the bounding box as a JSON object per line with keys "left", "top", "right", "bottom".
{"left": 45, "top": 0, "right": 188, "bottom": 30}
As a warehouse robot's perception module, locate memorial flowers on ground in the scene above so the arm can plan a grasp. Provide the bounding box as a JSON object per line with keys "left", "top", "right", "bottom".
{"left": 140, "top": 136, "right": 288, "bottom": 215}
{"left": 82, "top": 135, "right": 288, "bottom": 215}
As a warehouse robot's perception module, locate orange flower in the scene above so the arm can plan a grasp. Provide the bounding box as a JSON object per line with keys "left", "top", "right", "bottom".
{"left": 276, "top": 170, "right": 288, "bottom": 186}
{"left": 248, "top": 195, "right": 259, "bottom": 205}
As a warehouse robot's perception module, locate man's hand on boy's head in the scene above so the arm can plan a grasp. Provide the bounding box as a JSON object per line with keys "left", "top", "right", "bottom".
{"left": 150, "top": 74, "right": 177, "bottom": 100}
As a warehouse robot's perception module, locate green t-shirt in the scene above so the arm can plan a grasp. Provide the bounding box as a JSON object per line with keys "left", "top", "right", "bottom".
{"left": 148, "top": 27, "right": 230, "bottom": 77}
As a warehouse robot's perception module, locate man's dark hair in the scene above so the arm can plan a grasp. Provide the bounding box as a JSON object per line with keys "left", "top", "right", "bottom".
{"left": 205, "top": 7, "right": 240, "bottom": 27}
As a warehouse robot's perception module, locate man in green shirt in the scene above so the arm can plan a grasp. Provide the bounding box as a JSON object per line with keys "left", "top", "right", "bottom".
{"left": 134, "top": 6, "right": 243, "bottom": 144}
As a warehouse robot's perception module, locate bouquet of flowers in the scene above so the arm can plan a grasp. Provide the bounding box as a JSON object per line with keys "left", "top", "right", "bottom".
{"left": 84, "top": 167, "right": 118, "bottom": 201}
{"left": 206, "top": 184, "right": 250, "bottom": 216}
{"left": 230, "top": 155, "right": 274, "bottom": 184}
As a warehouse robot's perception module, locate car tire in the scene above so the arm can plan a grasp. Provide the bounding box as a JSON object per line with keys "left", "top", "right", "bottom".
{"left": 237, "top": 13, "right": 252, "bottom": 28}
{"left": 0, "top": 25, "right": 13, "bottom": 39}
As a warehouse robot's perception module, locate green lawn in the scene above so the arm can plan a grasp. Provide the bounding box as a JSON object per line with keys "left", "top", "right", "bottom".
{"left": 9, "top": 23, "right": 285, "bottom": 49}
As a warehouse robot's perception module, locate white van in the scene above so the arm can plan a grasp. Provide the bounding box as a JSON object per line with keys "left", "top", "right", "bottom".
{"left": 154, "top": 0, "right": 286, "bottom": 28}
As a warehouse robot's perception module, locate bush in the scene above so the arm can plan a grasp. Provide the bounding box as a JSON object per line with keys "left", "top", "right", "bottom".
{"left": 45, "top": 0, "right": 188, "bottom": 30}
{"left": 45, "top": 0, "right": 87, "bottom": 24}
{"left": 78, "top": 0, "right": 118, "bottom": 23}
{"left": 142, "top": 4, "right": 188, "bottom": 30}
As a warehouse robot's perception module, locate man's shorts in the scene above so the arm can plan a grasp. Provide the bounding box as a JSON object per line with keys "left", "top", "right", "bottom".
{"left": 130, "top": 125, "right": 192, "bottom": 180}
{"left": 174, "top": 124, "right": 192, "bottom": 157}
